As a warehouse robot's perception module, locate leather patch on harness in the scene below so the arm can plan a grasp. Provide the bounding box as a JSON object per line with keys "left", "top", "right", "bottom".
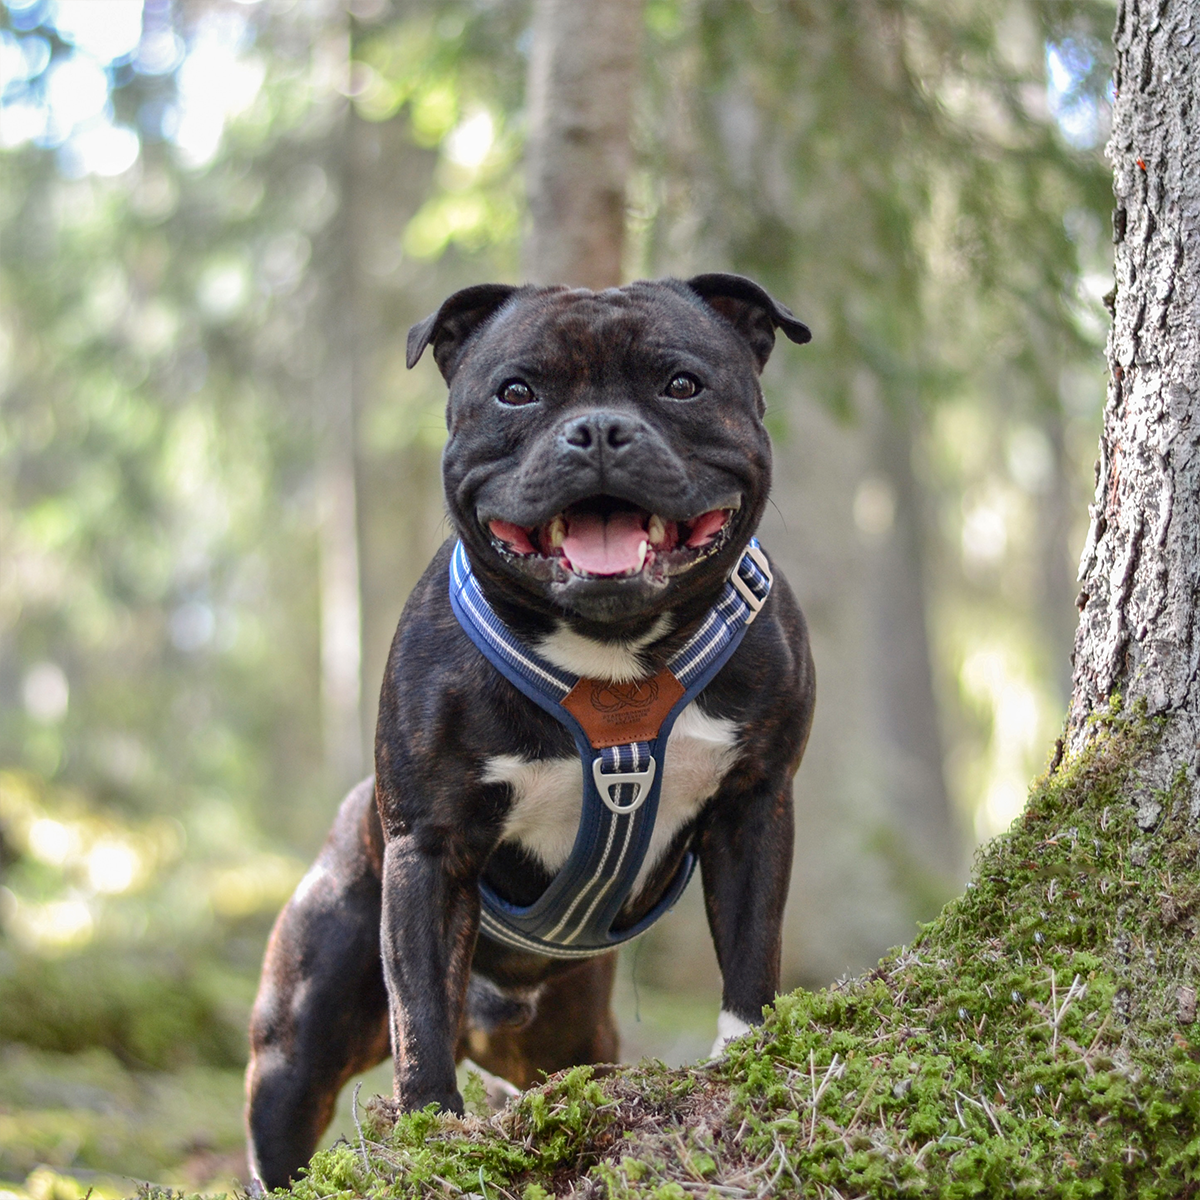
{"left": 561, "top": 667, "right": 686, "bottom": 749}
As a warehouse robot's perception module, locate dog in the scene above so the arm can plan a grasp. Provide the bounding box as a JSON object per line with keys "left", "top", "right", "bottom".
{"left": 244, "top": 273, "right": 815, "bottom": 1189}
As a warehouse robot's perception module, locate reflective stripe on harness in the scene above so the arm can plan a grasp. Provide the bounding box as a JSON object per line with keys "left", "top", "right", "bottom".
{"left": 449, "top": 539, "right": 772, "bottom": 959}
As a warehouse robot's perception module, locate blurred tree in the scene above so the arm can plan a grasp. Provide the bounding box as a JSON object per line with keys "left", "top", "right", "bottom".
{"left": 624, "top": 0, "right": 1114, "bottom": 981}
{"left": 312, "top": 11, "right": 369, "bottom": 791}
{"left": 523, "top": 0, "right": 644, "bottom": 288}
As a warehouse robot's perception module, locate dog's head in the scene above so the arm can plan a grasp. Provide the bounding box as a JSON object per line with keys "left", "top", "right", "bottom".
{"left": 407, "top": 274, "right": 810, "bottom": 629}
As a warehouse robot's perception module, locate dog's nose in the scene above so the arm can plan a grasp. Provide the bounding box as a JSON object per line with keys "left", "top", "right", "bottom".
{"left": 562, "top": 411, "right": 640, "bottom": 453}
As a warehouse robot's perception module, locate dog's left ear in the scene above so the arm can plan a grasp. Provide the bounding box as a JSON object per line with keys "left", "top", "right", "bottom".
{"left": 407, "top": 283, "right": 522, "bottom": 381}
{"left": 685, "top": 273, "right": 811, "bottom": 371}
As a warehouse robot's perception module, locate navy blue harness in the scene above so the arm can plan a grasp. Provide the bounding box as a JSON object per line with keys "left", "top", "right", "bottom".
{"left": 449, "top": 538, "right": 773, "bottom": 959}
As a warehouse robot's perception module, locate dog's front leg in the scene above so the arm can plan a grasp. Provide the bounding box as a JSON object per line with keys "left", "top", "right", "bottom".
{"left": 379, "top": 833, "right": 479, "bottom": 1113}
{"left": 698, "top": 778, "right": 795, "bottom": 1056}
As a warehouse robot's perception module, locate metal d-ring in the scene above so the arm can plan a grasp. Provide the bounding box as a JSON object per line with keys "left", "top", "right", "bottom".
{"left": 592, "top": 756, "right": 656, "bottom": 814}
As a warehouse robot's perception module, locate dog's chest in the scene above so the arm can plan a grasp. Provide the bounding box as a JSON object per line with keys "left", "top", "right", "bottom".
{"left": 482, "top": 702, "right": 739, "bottom": 894}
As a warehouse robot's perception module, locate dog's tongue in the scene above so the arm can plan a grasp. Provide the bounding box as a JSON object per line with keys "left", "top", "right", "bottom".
{"left": 562, "top": 510, "right": 648, "bottom": 575}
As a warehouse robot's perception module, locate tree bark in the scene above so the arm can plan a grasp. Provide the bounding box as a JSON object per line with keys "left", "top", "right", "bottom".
{"left": 522, "top": 0, "right": 645, "bottom": 287}
{"left": 1070, "top": 0, "right": 1200, "bottom": 798}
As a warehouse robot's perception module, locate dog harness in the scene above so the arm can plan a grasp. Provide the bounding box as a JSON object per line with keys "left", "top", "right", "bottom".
{"left": 449, "top": 538, "right": 773, "bottom": 959}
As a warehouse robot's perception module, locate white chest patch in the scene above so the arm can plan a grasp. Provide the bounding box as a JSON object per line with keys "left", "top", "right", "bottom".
{"left": 483, "top": 702, "right": 739, "bottom": 895}
{"left": 535, "top": 616, "right": 674, "bottom": 684}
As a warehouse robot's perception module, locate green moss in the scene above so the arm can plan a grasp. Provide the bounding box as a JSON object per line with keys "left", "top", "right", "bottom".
{"left": 461, "top": 1068, "right": 489, "bottom": 1118}
{"left": 274, "top": 707, "right": 1200, "bottom": 1197}
{"left": 283, "top": 1065, "right": 625, "bottom": 1200}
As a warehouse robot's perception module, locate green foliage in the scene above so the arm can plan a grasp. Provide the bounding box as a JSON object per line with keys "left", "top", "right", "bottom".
{"left": 461, "top": 1068, "right": 490, "bottom": 1119}
{"left": 351, "top": 9, "right": 525, "bottom": 263}
{"left": 640, "top": 0, "right": 1114, "bottom": 417}
{"left": 0, "top": 1046, "right": 245, "bottom": 1187}
{"left": 0, "top": 947, "right": 245, "bottom": 1069}
{"left": 0, "top": 11, "right": 331, "bottom": 843}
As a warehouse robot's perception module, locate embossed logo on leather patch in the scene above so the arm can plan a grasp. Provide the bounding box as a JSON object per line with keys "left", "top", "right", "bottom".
{"left": 561, "top": 666, "right": 686, "bottom": 748}
{"left": 590, "top": 678, "right": 658, "bottom": 712}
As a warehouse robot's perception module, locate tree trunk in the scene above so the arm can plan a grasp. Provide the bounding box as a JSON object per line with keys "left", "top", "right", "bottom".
{"left": 522, "top": 0, "right": 644, "bottom": 287}
{"left": 1038, "top": 404, "right": 1079, "bottom": 707}
{"left": 1070, "top": 0, "right": 1200, "bottom": 790}
{"left": 866, "top": 395, "right": 961, "bottom": 883}
{"left": 315, "top": 25, "right": 368, "bottom": 792}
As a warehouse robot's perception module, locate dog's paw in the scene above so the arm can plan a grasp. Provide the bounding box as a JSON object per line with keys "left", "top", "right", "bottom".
{"left": 708, "top": 1009, "right": 753, "bottom": 1058}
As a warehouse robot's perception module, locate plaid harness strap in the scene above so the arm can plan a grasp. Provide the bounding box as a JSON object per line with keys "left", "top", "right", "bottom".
{"left": 449, "top": 539, "right": 773, "bottom": 959}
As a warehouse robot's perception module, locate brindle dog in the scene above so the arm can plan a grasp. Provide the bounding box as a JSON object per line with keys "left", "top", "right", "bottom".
{"left": 245, "top": 274, "right": 815, "bottom": 1189}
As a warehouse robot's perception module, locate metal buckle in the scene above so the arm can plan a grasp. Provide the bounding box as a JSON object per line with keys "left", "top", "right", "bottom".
{"left": 592, "top": 756, "right": 656, "bottom": 814}
{"left": 730, "top": 544, "right": 772, "bottom": 623}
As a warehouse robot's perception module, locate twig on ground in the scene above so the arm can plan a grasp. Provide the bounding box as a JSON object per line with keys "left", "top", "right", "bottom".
{"left": 754, "top": 1144, "right": 788, "bottom": 1199}
{"left": 806, "top": 1050, "right": 844, "bottom": 1146}
{"left": 1047, "top": 971, "right": 1087, "bottom": 1055}
{"left": 351, "top": 1082, "right": 370, "bottom": 1172}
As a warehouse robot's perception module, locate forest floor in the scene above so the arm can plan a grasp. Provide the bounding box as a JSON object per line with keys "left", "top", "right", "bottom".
{"left": 7, "top": 706, "right": 1200, "bottom": 1199}
{"left": 277, "top": 706, "right": 1200, "bottom": 1198}
{"left": 0, "top": 963, "right": 722, "bottom": 1200}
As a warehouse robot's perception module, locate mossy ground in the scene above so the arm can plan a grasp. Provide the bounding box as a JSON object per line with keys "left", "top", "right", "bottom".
{"left": 268, "top": 706, "right": 1200, "bottom": 1198}
{"left": 0, "top": 1047, "right": 247, "bottom": 1199}
{"left": 10, "top": 707, "right": 1196, "bottom": 1199}
{"left": 0, "top": 946, "right": 254, "bottom": 1199}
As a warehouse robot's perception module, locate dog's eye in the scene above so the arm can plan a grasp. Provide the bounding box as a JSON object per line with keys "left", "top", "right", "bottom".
{"left": 663, "top": 373, "right": 702, "bottom": 400}
{"left": 496, "top": 379, "right": 536, "bottom": 406}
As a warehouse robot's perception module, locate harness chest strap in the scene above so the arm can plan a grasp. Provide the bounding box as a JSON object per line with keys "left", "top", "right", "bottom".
{"left": 449, "top": 539, "right": 773, "bottom": 959}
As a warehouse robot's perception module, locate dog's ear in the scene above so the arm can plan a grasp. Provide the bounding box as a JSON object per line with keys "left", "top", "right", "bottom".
{"left": 685, "top": 273, "right": 811, "bottom": 371}
{"left": 406, "top": 283, "right": 521, "bottom": 380}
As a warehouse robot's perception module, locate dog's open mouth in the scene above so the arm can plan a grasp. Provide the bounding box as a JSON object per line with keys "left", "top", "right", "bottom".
{"left": 486, "top": 497, "right": 736, "bottom": 580}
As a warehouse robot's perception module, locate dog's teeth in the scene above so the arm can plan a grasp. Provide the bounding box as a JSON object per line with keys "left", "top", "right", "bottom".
{"left": 546, "top": 515, "right": 566, "bottom": 550}
{"left": 648, "top": 514, "right": 666, "bottom": 546}
{"left": 636, "top": 539, "right": 648, "bottom": 570}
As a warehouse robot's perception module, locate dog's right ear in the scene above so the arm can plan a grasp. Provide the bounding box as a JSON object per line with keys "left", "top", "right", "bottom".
{"left": 406, "top": 283, "right": 521, "bottom": 381}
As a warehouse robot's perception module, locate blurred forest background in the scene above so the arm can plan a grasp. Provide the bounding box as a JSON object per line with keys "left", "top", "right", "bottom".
{"left": 0, "top": 0, "right": 1115, "bottom": 1192}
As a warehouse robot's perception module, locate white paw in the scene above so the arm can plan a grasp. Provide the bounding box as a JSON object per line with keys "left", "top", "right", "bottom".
{"left": 709, "top": 1009, "right": 753, "bottom": 1058}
